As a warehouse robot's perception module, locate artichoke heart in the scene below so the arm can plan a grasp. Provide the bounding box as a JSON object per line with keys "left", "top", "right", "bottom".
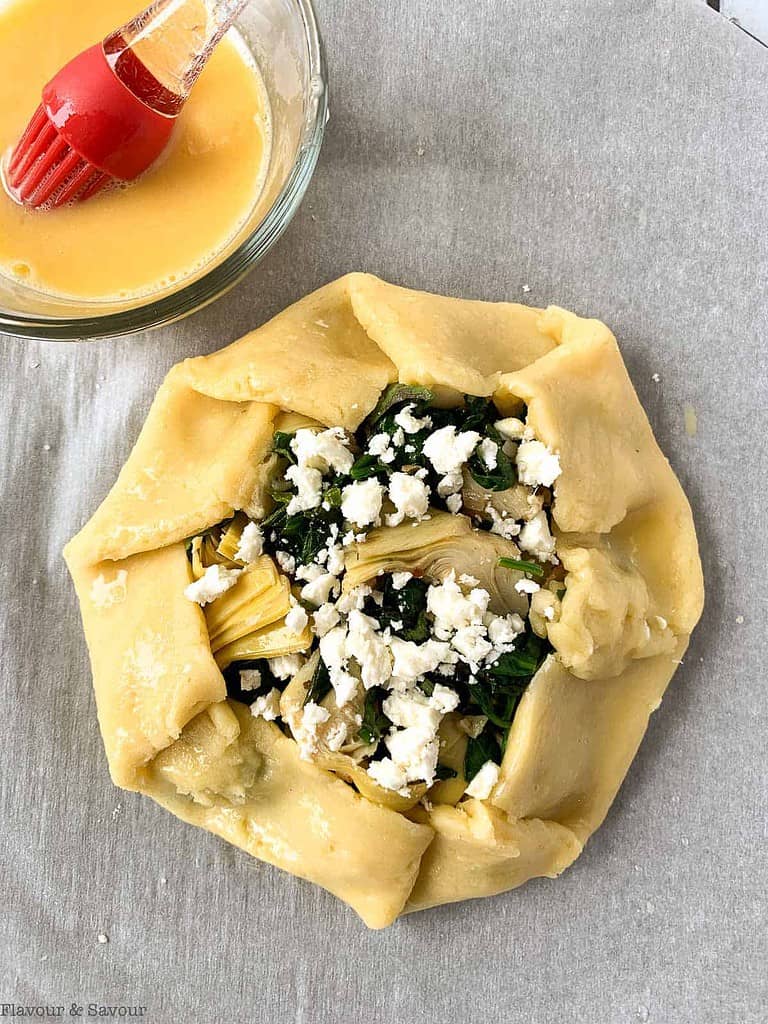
{"left": 325, "top": 754, "right": 427, "bottom": 813}
{"left": 243, "top": 453, "right": 280, "bottom": 522}
{"left": 190, "top": 531, "right": 239, "bottom": 580}
{"left": 208, "top": 556, "right": 313, "bottom": 668}
{"left": 281, "top": 654, "right": 426, "bottom": 813}
{"left": 344, "top": 511, "right": 529, "bottom": 616}
{"left": 205, "top": 556, "right": 286, "bottom": 650}
{"left": 429, "top": 714, "right": 469, "bottom": 806}
{"left": 216, "top": 512, "right": 251, "bottom": 562}
{"left": 460, "top": 468, "right": 544, "bottom": 522}
{"left": 273, "top": 410, "right": 327, "bottom": 434}
{"left": 214, "top": 621, "right": 312, "bottom": 670}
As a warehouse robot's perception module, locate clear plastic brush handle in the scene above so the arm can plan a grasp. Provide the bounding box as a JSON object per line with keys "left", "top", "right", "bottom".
{"left": 104, "top": 0, "right": 250, "bottom": 115}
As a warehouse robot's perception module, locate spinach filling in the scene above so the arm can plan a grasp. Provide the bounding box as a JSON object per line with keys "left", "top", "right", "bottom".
{"left": 351, "top": 388, "right": 519, "bottom": 499}
{"left": 202, "top": 384, "right": 556, "bottom": 790}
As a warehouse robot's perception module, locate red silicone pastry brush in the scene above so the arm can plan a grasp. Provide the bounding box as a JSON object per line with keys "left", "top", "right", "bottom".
{"left": 4, "top": 0, "right": 249, "bottom": 209}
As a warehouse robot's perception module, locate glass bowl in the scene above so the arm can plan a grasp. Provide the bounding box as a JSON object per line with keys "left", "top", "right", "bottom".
{"left": 0, "top": 0, "right": 327, "bottom": 341}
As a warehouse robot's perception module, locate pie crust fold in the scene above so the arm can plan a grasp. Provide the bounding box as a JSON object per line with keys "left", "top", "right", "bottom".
{"left": 65, "top": 274, "right": 704, "bottom": 927}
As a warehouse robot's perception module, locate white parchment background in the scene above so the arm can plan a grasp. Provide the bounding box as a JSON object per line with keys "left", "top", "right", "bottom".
{"left": 1, "top": 1, "right": 766, "bottom": 1021}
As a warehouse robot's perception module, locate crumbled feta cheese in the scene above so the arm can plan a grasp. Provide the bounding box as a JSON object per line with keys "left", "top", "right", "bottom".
{"left": 451, "top": 624, "right": 493, "bottom": 668}
{"left": 427, "top": 683, "right": 460, "bottom": 713}
{"left": 423, "top": 425, "right": 481, "bottom": 475}
{"left": 486, "top": 503, "right": 520, "bottom": 539}
{"left": 319, "top": 625, "right": 346, "bottom": 668}
{"left": 319, "top": 626, "right": 358, "bottom": 706}
{"left": 235, "top": 521, "right": 263, "bottom": 563}
{"left": 478, "top": 438, "right": 498, "bottom": 469}
{"left": 275, "top": 550, "right": 296, "bottom": 575}
{"left": 426, "top": 573, "right": 489, "bottom": 636}
{"left": 389, "top": 637, "right": 450, "bottom": 682}
{"left": 300, "top": 572, "right": 338, "bottom": 606}
{"left": 267, "top": 654, "right": 304, "bottom": 680}
{"left": 494, "top": 417, "right": 530, "bottom": 441}
{"left": 184, "top": 564, "right": 242, "bottom": 606}
{"left": 436, "top": 648, "right": 461, "bottom": 676}
{"left": 295, "top": 701, "right": 331, "bottom": 759}
{"left": 285, "top": 603, "right": 309, "bottom": 634}
{"left": 394, "top": 403, "right": 432, "bottom": 434}
{"left": 335, "top": 584, "right": 373, "bottom": 614}
{"left": 458, "top": 715, "right": 488, "bottom": 739}
{"left": 290, "top": 427, "right": 354, "bottom": 475}
{"left": 487, "top": 613, "right": 525, "bottom": 646}
{"left": 390, "top": 571, "right": 413, "bottom": 590}
{"left": 341, "top": 478, "right": 384, "bottom": 528}
{"left": 651, "top": 373, "right": 661, "bottom": 383}
{"left": 386, "top": 472, "right": 430, "bottom": 525}
{"left": 367, "top": 432, "right": 396, "bottom": 463}
{"left": 250, "top": 687, "right": 282, "bottom": 721}
{"left": 518, "top": 510, "right": 557, "bottom": 563}
{"left": 345, "top": 609, "right": 393, "bottom": 689}
{"left": 368, "top": 431, "right": 391, "bottom": 454}
{"left": 385, "top": 726, "right": 440, "bottom": 786}
{"left": 458, "top": 573, "right": 480, "bottom": 587}
{"left": 465, "top": 760, "right": 500, "bottom": 799}
{"left": 323, "top": 544, "right": 346, "bottom": 576}
{"left": 514, "top": 578, "right": 541, "bottom": 595}
{"left": 313, "top": 602, "right": 340, "bottom": 637}
{"left": 391, "top": 427, "right": 406, "bottom": 447}
{"left": 383, "top": 691, "right": 442, "bottom": 732}
{"left": 296, "top": 562, "right": 325, "bottom": 583}
{"left": 285, "top": 463, "right": 323, "bottom": 514}
{"left": 367, "top": 757, "right": 409, "bottom": 793}
{"left": 239, "top": 668, "right": 262, "bottom": 691}
{"left": 90, "top": 569, "right": 128, "bottom": 609}
{"left": 437, "top": 472, "right": 463, "bottom": 497}
{"left": 516, "top": 440, "right": 562, "bottom": 488}
{"left": 446, "top": 493, "right": 462, "bottom": 514}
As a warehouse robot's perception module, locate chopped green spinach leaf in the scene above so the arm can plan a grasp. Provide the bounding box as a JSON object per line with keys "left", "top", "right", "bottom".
{"left": 263, "top": 503, "right": 344, "bottom": 565}
{"left": 498, "top": 556, "right": 545, "bottom": 578}
{"left": 272, "top": 431, "right": 297, "bottom": 462}
{"left": 359, "top": 687, "right": 392, "bottom": 744}
{"left": 350, "top": 453, "right": 388, "bottom": 480}
{"left": 368, "top": 383, "right": 434, "bottom": 427}
{"left": 368, "top": 575, "right": 432, "bottom": 643}
{"left": 468, "top": 444, "right": 517, "bottom": 491}
{"left": 489, "top": 631, "right": 547, "bottom": 678}
{"left": 464, "top": 726, "right": 502, "bottom": 783}
{"left": 305, "top": 658, "right": 332, "bottom": 706}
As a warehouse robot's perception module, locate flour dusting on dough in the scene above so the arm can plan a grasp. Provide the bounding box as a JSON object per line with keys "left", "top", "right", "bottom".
{"left": 90, "top": 569, "right": 128, "bottom": 609}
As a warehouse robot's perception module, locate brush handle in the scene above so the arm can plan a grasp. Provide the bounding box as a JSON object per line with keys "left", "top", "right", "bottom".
{"left": 104, "top": 0, "right": 250, "bottom": 115}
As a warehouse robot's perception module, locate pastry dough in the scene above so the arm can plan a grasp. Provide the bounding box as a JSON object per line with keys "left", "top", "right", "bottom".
{"left": 65, "top": 274, "right": 703, "bottom": 927}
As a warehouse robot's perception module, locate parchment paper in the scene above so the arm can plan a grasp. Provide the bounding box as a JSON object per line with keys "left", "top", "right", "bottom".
{"left": 1, "top": 1, "right": 766, "bottom": 1021}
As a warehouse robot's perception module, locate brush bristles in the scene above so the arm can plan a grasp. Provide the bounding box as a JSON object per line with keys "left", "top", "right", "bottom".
{"left": 6, "top": 104, "right": 112, "bottom": 208}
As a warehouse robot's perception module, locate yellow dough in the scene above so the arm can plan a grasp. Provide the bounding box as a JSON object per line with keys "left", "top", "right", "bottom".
{"left": 65, "top": 274, "right": 704, "bottom": 927}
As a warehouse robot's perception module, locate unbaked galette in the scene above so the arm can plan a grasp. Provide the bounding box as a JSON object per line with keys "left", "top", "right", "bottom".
{"left": 64, "top": 274, "right": 704, "bottom": 928}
